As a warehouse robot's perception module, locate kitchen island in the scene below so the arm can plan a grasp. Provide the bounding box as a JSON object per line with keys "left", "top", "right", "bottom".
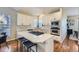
{"left": 17, "top": 31, "right": 53, "bottom": 52}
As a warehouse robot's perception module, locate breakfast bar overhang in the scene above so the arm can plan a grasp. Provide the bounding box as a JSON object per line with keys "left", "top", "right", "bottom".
{"left": 17, "top": 31, "right": 54, "bottom": 52}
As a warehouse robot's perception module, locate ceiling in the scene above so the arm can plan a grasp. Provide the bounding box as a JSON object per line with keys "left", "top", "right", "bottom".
{"left": 12, "top": 7, "right": 60, "bottom": 16}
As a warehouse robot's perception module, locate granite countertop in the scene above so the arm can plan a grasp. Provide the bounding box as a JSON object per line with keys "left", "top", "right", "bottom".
{"left": 17, "top": 31, "right": 53, "bottom": 43}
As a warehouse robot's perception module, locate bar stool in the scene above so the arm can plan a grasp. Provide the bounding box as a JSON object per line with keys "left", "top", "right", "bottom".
{"left": 18, "top": 37, "right": 37, "bottom": 52}
{"left": 18, "top": 37, "right": 29, "bottom": 51}
{"left": 18, "top": 37, "right": 28, "bottom": 43}
{"left": 23, "top": 41, "right": 37, "bottom": 52}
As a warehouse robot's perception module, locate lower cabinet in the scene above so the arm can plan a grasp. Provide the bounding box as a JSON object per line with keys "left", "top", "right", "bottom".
{"left": 37, "top": 38, "right": 53, "bottom": 52}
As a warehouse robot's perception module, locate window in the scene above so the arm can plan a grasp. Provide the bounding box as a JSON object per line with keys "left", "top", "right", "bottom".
{"left": 33, "top": 19, "right": 43, "bottom": 28}
{"left": 39, "top": 20, "right": 42, "bottom": 28}
{"left": 0, "top": 14, "right": 11, "bottom": 37}
{"left": 0, "top": 14, "right": 9, "bottom": 26}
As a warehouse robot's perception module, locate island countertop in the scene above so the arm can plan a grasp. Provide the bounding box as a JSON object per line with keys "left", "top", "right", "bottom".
{"left": 17, "top": 31, "right": 53, "bottom": 43}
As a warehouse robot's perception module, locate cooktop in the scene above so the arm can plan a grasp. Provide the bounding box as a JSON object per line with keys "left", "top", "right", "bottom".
{"left": 29, "top": 31, "right": 44, "bottom": 36}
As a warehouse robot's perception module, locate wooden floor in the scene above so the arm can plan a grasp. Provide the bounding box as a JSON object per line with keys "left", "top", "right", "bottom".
{"left": 0, "top": 37, "right": 79, "bottom": 52}
{"left": 0, "top": 40, "right": 19, "bottom": 52}
{"left": 54, "top": 37, "right": 78, "bottom": 52}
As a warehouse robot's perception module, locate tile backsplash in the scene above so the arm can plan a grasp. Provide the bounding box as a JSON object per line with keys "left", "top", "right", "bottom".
{"left": 17, "top": 25, "right": 31, "bottom": 31}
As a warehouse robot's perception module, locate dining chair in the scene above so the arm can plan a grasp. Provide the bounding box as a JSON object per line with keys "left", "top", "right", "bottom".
{"left": 0, "top": 35, "right": 9, "bottom": 49}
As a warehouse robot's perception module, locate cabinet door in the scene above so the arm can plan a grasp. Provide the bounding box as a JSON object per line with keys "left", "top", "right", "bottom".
{"left": 17, "top": 13, "right": 36, "bottom": 26}
{"left": 39, "top": 15, "right": 49, "bottom": 25}
{"left": 22, "top": 14, "right": 27, "bottom": 25}
{"left": 17, "top": 13, "right": 23, "bottom": 25}
{"left": 23, "top": 15, "right": 32, "bottom": 25}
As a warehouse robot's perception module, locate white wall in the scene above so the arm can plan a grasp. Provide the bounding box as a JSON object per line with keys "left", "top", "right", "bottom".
{"left": 0, "top": 7, "right": 17, "bottom": 40}
{"left": 62, "top": 7, "right": 79, "bottom": 16}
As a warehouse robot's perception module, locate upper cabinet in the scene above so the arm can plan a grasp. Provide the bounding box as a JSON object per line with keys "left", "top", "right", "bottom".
{"left": 50, "top": 8, "right": 62, "bottom": 21}
{"left": 17, "top": 13, "right": 33, "bottom": 25}
{"left": 22, "top": 14, "right": 31, "bottom": 25}
{"left": 39, "top": 15, "right": 50, "bottom": 25}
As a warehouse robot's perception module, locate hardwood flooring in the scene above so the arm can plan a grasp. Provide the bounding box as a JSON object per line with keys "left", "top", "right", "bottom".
{"left": 54, "top": 37, "right": 78, "bottom": 52}
{"left": 0, "top": 37, "right": 79, "bottom": 52}
{"left": 0, "top": 40, "right": 18, "bottom": 52}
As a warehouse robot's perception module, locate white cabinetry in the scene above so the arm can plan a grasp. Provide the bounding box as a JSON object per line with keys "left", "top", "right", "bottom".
{"left": 17, "top": 13, "right": 32, "bottom": 25}
{"left": 49, "top": 9, "right": 67, "bottom": 43}
{"left": 39, "top": 15, "right": 50, "bottom": 25}
{"left": 38, "top": 38, "right": 53, "bottom": 52}
{"left": 22, "top": 15, "right": 30, "bottom": 25}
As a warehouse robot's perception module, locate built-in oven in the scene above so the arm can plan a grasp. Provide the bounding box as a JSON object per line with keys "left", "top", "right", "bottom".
{"left": 51, "top": 21, "right": 60, "bottom": 36}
